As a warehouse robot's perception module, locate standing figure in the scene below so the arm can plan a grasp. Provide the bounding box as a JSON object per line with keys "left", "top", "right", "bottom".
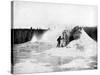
{"left": 57, "top": 36, "right": 61, "bottom": 47}
{"left": 64, "top": 30, "right": 70, "bottom": 46}
{"left": 60, "top": 32, "right": 65, "bottom": 47}
{"left": 59, "top": 34, "right": 64, "bottom": 47}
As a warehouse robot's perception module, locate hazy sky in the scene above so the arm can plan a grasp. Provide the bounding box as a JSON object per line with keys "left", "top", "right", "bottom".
{"left": 13, "top": 1, "right": 98, "bottom": 28}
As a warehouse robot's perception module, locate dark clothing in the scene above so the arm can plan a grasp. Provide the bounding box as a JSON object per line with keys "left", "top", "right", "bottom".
{"left": 57, "top": 36, "right": 61, "bottom": 47}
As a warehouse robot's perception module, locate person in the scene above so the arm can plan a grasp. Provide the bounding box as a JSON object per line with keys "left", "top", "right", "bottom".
{"left": 60, "top": 34, "right": 64, "bottom": 47}
{"left": 57, "top": 36, "right": 61, "bottom": 47}
{"left": 64, "top": 30, "right": 70, "bottom": 46}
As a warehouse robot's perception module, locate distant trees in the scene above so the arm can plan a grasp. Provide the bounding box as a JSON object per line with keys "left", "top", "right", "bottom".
{"left": 11, "top": 29, "right": 34, "bottom": 44}
{"left": 11, "top": 28, "right": 48, "bottom": 44}
{"left": 83, "top": 27, "right": 97, "bottom": 41}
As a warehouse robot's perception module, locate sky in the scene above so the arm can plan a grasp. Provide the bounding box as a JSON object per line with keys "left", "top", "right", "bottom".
{"left": 13, "top": 1, "right": 98, "bottom": 29}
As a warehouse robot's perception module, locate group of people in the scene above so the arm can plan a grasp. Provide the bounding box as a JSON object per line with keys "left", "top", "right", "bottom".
{"left": 57, "top": 26, "right": 82, "bottom": 47}
{"left": 57, "top": 30, "right": 70, "bottom": 47}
